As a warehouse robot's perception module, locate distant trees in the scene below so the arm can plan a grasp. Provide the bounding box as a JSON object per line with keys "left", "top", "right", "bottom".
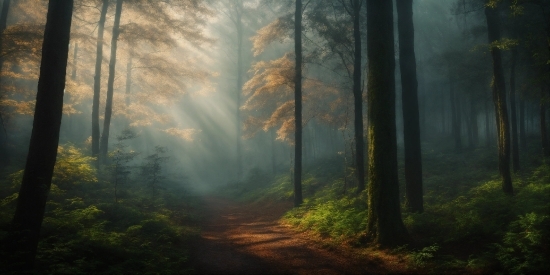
{"left": 10, "top": 0, "right": 74, "bottom": 267}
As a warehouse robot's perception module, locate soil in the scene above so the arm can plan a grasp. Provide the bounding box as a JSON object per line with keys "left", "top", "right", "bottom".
{"left": 190, "top": 196, "right": 410, "bottom": 274}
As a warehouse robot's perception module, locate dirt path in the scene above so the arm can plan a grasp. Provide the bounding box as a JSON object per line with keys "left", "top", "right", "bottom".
{"left": 191, "top": 196, "right": 407, "bottom": 274}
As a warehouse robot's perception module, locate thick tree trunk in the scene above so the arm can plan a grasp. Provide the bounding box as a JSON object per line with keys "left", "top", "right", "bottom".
{"left": 366, "top": 0, "right": 409, "bottom": 247}
{"left": 352, "top": 0, "right": 365, "bottom": 193}
{"left": 92, "top": 0, "right": 109, "bottom": 164}
{"left": 397, "top": 0, "right": 423, "bottom": 213}
{"left": 485, "top": 6, "right": 513, "bottom": 195}
{"left": 10, "top": 0, "right": 73, "bottom": 268}
{"left": 510, "top": 48, "right": 520, "bottom": 171}
{"left": 294, "top": 0, "right": 303, "bottom": 207}
{"left": 99, "top": 0, "right": 123, "bottom": 163}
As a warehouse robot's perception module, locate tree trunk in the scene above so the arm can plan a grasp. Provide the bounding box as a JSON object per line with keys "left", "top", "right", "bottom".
{"left": 99, "top": 0, "right": 123, "bottom": 163}
{"left": 10, "top": 0, "right": 73, "bottom": 268}
{"left": 519, "top": 97, "right": 526, "bottom": 149}
{"left": 397, "top": 0, "right": 423, "bottom": 213}
{"left": 485, "top": 98, "right": 491, "bottom": 147}
{"left": 0, "top": 0, "right": 11, "bottom": 167}
{"left": 294, "top": 0, "right": 303, "bottom": 207}
{"left": 510, "top": 48, "right": 520, "bottom": 171}
{"left": 450, "top": 72, "right": 462, "bottom": 151}
{"left": 469, "top": 96, "right": 478, "bottom": 148}
{"left": 485, "top": 5, "right": 513, "bottom": 195}
{"left": 366, "top": 0, "right": 409, "bottom": 247}
{"left": 236, "top": 0, "right": 243, "bottom": 180}
{"left": 541, "top": 96, "right": 550, "bottom": 157}
{"left": 92, "top": 0, "right": 109, "bottom": 164}
{"left": 352, "top": 0, "right": 365, "bottom": 193}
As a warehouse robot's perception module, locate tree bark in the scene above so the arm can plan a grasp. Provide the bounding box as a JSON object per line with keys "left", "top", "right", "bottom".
{"left": 397, "top": 0, "right": 423, "bottom": 213}
{"left": 92, "top": 0, "right": 109, "bottom": 164}
{"left": 294, "top": 0, "right": 303, "bottom": 207}
{"left": 510, "top": 47, "right": 520, "bottom": 171}
{"left": 366, "top": 0, "right": 409, "bottom": 247}
{"left": 10, "top": 0, "right": 73, "bottom": 268}
{"left": 485, "top": 5, "right": 513, "bottom": 195}
{"left": 99, "top": 0, "right": 123, "bottom": 163}
{"left": 352, "top": 0, "right": 365, "bottom": 193}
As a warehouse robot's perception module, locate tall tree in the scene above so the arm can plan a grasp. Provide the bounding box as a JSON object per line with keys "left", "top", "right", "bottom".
{"left": 10, "top": 0, "right": 74, "bottom": 267}
{"left": 294, "top": 0, "right": 303, "bottom": 207}
{"left": 99, "top": 0, "right": 123, "bottom": 162}
{"left": 510, "top": 47, "right": 520, "bottom": 171}
{"left": 91, "top": 0, "right": 109, "bottom": 164}
{"left": 351, "top": 0, "right": 365, "bottom": 193}
{"left": 0, "top": 0, "right": 11, "bottom": 166}
{"left": 365, "top": 0, "right": 409, "bottom": 247}
{"left": 485, "top": 3, "right": 513, "bottom": 195}
{"left": 397, "top": 0, "right": 423, "bottom": 213}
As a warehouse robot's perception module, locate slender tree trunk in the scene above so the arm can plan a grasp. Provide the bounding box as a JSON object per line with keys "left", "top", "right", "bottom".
{"left": 470, "top": 96, "right": 478, "bottom": 148}
{"left": 485, "top": 5, "right": 513, "bottom": 195}
{"left": 294, "top": 0, "right": 303, "bottom": 207}
{"left": 352, "top": 0, "right": 365, "bottom": 193}
{"left": 0, "top": 0, "right": 11, "bottom": 167}
{"left": 450, "top": 72, "right": 462, "bottom": 151}
{"left": 485, "top": 99, "right": 491, "bottom": 147}
{"left": 366, "top": 0, "right": 409, "bottom": 247}
{"left": 236, "top": 1, "right": 243, "bottom": 180}
{"left": 541, "top": 94, "right": 550, "bottom": 157}
{"left": 92, "top": 0, "right": 109, "bottom": 164}
{"left": 10, "top": 0, "right": 73, "bottom": 268}
{"left": 510, "top": 48, "right": 520, "bottom": 171}
{"left": 397, "top": 0, "right": 423, "bottom": 213}
{"left": 99, "top": 0, "right": 123, "bottom": 163}
{"left": 519, "top": 98, "right": 526, "bottom": 149}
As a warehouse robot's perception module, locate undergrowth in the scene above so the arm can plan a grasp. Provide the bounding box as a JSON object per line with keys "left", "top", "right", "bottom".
{"left": 0, "top": 144, "right": 198, "bottom": 274}
{"left": 224, "top": 141, "right": 550, "bottom": 274}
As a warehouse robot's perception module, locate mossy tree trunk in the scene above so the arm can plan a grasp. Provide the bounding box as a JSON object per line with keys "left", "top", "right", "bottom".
{"left": 92, "top": 0, "right": 109, "bottom": 165}
{"left": 485, "top": 5, "right": 513, "bottom": 195}
{"left": 100, "top": 0, "right": 123, "bottom": 163}
{"left": 397, "top": 0, "right": 423, "bottom": 213}
{"left": 294, "top": 0, "right": 303, "bottom": 207}
{"left": 10, "top": 0, "right": 74, "bottom": 268}
{"left": 365, "top": 0, "right": 409, "bottom": 247}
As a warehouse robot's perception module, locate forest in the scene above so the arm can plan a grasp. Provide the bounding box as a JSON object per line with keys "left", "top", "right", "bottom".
{"left": 0, "top": 0, "right": 549, "bottom": 274}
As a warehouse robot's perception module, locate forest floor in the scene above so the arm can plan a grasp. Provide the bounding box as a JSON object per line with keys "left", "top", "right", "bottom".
{"left": 190, "top": 196, "right": 411, "bottom": 274}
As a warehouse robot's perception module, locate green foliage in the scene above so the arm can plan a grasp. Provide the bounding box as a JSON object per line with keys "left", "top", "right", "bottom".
{"left": 409, "top": 244, "right": 439, "bottom": 268}
{"left": 0, "top": 143, "right": 197, "bottom": 274}
{"left": 496, "top": 213, "right": 550, "bottom": 275}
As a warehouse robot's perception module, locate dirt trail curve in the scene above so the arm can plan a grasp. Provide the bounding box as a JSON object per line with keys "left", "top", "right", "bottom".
{"left": 191, "top": 196, "right": 407, "bottom": 275}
